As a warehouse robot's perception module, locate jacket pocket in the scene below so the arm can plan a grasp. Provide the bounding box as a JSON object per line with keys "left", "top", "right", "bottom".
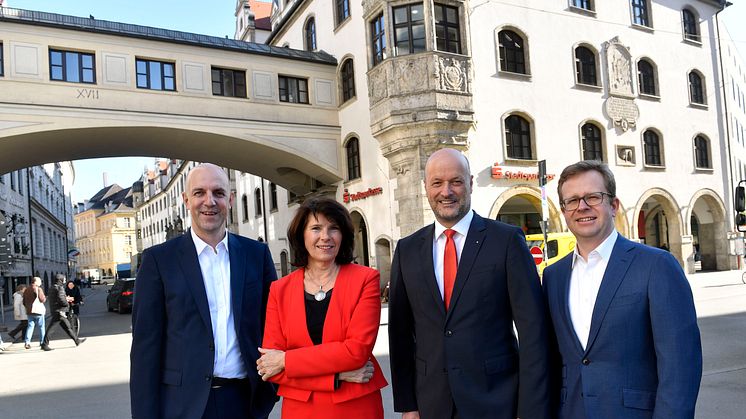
{"left": 484, "top": 352, "right": 518, "bottom": 375}
{"left": 622, "top": 388, "right": 655, "bottom": 410}
{"left": 610, "top": 292, "right": 642, "bottom": 308}
{"left": 161, "top": 369, "right": 182, "bottom": 386}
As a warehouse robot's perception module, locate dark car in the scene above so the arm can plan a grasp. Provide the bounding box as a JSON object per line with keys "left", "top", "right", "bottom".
{"left": 107, "top": 278, "right": 135, "bottom": 314}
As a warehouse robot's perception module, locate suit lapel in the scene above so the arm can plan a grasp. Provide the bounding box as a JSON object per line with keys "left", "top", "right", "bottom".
{"left": 177, "top": 232, "right": 213, "bottom": 337}
{"left": 556, "top": 255, "right": 584, "bottom": 355}
{"left": 584, "top": 237, "right": 636, "bottom": 354}
{"left": 446, "top": 214, "right": 486, "bottom": 323}
{"left": 419, "top": 225, "right": 446, "bottom": 316}
{"left": 291, "top": 269, "right": 315, "bottom": 347}
{"left": 228, "top": 233, "right": 245, "bottom": 335}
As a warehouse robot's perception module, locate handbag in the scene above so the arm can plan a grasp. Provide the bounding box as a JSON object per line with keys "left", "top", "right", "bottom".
{"left": 31, "top": 290, "right": 46, "bottom": 315}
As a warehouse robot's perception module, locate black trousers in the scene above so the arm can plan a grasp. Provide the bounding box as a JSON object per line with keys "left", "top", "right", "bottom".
{"left": 43, "top": 311, "right": 78, "bottom": 345}
{"left": 201, "top": 379, "right": 254, "bottom": 419}
{"left": 9, "top": 320, "right": 28, "bottom": 340}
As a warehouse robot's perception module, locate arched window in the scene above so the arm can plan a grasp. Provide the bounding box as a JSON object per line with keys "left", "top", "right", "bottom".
{"left": 637, "top": 59, "right": 657, "bottom": 96}
{"left": 505, "top": 115, "right": 533, "bottom": 160}
{"left": 682, "top": 9, "right": 700, "bottom": 42}
{"left": 270, "top": 183, "right": 278, "bottom": 211}
{"left": 498, "top": 30, "right": 526, "bottom": 74}
{"left": 346, "top": 137, "right": 361, "bottom": 180}
{"left": 574, "top": 46, "right": 597, "bottom": 86}
{"left": 689, "top": 71, "right": 706, "bottom": 104}
{"left": 340, "top": 59, "right": 356, "bottom": 103}
{"left": 581, "top": 123, "right": 603, "bottom": 161}
{"left": 254, "top": 188, "right": 263, "bottom": 217}
{"left": 643, "top": 130, "right": 663, "bottom": 166}
{"left": 694, "top": 135, "right": 711, "bottom": 169}
{"left": 241, "top": 194, "right": 249, "bottom": 221}
{"left": 280, "top": 250, "right": 289, "bottom": 276}
{"left": 304, "top": 17, "right": 316, "bottom": 51}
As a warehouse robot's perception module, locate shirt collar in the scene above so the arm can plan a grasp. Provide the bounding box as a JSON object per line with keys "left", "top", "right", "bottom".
{"left": 190, "top": 228, "right": 229, "bottom": 256}
{"left": 434, "top": 209, "right": 474, "bottom": 241}
{"left": 572, "top": 229, "right": 618, "bottom": 267}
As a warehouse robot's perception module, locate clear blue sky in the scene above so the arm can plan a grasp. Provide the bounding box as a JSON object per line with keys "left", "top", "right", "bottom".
{"left": 5, "top": 0, "right": 745, "bottom": 202}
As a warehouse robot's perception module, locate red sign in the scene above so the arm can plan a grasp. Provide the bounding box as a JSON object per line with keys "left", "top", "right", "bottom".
{"left": 491, "top": 164, "right": 556, "bottom": 182}
{"left": 530, "top": 246, "right": 544, "bottom": 265}
{"left": 343, "top": 187, "right": 383, "bottom": 203}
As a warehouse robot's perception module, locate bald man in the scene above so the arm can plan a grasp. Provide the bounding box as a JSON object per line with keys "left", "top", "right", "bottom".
{"left": 130, "top": 163, "right": 278, "bottom": 419}
{"left": 388, "top": 149, "right": 551, "bottom": 419}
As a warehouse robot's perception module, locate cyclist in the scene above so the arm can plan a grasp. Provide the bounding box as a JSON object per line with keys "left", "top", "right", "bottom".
{"left": 65, "top": 281, "right": 83, "bottom": 315}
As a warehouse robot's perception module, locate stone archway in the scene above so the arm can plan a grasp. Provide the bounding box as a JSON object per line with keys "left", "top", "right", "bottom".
{"left": 374, "top": 236, "right": 393, "bottom": 292}
{"left": 488, "top": 186, "right": 562, "bottom": 233}
{"left": 350, "top": 210, "right": 370, "bottom": 266}
{"left": 686, "top": 189, "right": 728, "bottom": 271}
{"left": 633, "top": 188, "right": 685, "bottom": 268}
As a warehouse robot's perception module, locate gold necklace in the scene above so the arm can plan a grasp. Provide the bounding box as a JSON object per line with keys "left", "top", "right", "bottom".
{"left": 305, "top": 265, "right": 338, "bottom": 301}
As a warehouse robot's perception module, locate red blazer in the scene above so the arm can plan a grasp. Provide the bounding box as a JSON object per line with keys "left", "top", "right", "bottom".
{"left": 262, "top": 263, "right": 388, "bottom": 404}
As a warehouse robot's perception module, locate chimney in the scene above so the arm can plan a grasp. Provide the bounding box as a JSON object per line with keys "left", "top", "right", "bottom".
{"left": 103, "top": 172, "right": 109, "bottom": 187}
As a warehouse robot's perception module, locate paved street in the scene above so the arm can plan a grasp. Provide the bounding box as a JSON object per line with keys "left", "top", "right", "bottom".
{"left": 1, "top": 271, "right": 744, "bottom": 418}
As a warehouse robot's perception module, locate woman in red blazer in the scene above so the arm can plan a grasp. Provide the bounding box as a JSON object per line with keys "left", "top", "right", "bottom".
{"left": 257, "top": 197, "right": 387, "bottom": 418}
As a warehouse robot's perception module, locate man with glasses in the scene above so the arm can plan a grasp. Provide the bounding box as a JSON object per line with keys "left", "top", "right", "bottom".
{"left": 543, "top": 160, "right": 701, "bottom": 419}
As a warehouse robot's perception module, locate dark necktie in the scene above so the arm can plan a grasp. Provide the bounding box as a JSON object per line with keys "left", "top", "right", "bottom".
{"left": 443, "top": 229, "right": 457, "bottom": 310}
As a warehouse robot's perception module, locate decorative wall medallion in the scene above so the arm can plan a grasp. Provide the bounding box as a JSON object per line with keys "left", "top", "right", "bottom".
{"left": 604, "top": 96, "right": 640, "bottom": 131}
{"left": 615, "top": 145, "right": 636, "bottom": 166}
{"left": 435, "top": 56, "right": 470, "bottom": 92}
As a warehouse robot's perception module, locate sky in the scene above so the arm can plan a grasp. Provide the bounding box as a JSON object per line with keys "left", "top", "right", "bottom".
{"left": 4, "top": 0, "right": 746, "bottom": 202}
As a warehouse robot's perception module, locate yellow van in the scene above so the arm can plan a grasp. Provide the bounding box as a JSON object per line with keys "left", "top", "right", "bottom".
{"left": 525, "top": 232, "right": 577, "bottom": 276}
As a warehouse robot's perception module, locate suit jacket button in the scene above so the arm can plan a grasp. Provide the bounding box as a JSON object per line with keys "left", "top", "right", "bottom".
{"left": 582, "top": 358, "right": 590, "bottom": 365}
{"left": 445, "top": 330, "right": 453, "bottom": 337}
{"left": 209, "top": 344, "right": 215, "bottom": 351}
{"left": 205, "top": 375, "right": 212, "bottom": 381}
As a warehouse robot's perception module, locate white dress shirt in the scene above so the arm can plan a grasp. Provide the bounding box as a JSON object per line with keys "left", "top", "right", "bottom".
{"left": 191, "top": 229, "right": 246, "bottom": 379}
{"left": 568, "top": 230, "right": 618, "bottom": 350}
{"left": 432, "top": 210, "right": 474, "bottom": 299}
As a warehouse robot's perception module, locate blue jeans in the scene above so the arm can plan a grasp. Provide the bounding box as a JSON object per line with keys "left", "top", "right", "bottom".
{"left": 25, "top": 314, "right": 46, "bottom": 345}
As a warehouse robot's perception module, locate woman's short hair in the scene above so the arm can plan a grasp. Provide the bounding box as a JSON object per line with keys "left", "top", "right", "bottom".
{"left": 15, "top": 284, "right": 27, "bottom": 293}
{"left": 287, "top": 197, "right": 355, "bottom": 267}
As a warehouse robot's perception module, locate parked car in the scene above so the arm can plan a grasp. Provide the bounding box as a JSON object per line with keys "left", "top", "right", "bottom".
{"left": 525, "top": 232, "right": 576, "bottom": 276}
{"left": 107, "top": 278, "right": 135, "bottom": 314}
{"left": 100, "top": 276, "right": 116, "bottom": 286}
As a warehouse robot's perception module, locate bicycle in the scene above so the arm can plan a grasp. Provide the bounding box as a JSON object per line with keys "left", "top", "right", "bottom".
{"left": 742, "top": 271, "right": 746, "bottom": 285}
{"left": 67, "top": 302, "right": 81, "bottom": 337}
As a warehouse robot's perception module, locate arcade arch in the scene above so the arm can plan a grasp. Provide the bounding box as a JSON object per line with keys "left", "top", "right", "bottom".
{"left": 488, "top": 186, "right": 562, "bottom": 233}
{"left": 686, "top": 189, "right": 727, "bottom": 271}
{"left": 633, "top": 188, "right": 685, "bottom": 267}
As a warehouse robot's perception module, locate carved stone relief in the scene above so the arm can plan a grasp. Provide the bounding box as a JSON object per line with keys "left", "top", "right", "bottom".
{"left": 604, "top": 96, "right": 640, "bottom": 132}
{"left": 602, "top": 37, "right": 639, "bottom": 132}
{"left": 615, "top": 145, "right": 636, "bottom": 166}
{"left": 435, "top": 56, "right": 470, "bottom": 93}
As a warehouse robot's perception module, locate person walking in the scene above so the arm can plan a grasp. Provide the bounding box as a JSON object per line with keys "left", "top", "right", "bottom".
{"left": 7, "top": 284, "right": 28, "bottom": 344}
{"left": 43, "top": 274, "right": 86, "bottom": 349}
{"left": 22, "top": 277, "right": 49, "bottom": 351}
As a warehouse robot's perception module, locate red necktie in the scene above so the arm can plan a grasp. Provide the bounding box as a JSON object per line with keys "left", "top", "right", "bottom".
{"left": 443, "top": 229, "right": 457, "bottom": 310}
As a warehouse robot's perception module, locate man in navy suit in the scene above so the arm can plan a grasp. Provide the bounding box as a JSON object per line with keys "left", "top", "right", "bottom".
{"left": 389, "top": 148, "right": 551, "bottom": 419}
{"left": 543, "top": 160, "right": 702, "bottom": 419}
{"left": 130, "top": 163, "right": 277, "bottom": 419}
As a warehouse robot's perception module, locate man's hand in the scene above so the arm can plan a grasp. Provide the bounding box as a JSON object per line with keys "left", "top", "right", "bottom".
{"left": 256, "top": 347, "right": 285, "bottom": 381}
{"left": 339, "top": 360, "right": 374, "bottom": 383}
{"left": 402, "top": 412, "right": 420, "bottom": 419}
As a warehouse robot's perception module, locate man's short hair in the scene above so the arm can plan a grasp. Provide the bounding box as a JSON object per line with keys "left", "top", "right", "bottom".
{"left": 55, "top": 273, "right": 66, "bottom": 284}
{"left": 286, "top": 197, "right": 355, "bottom": 268}
{"left": 557, "top": 160, "right": 617, "bottom": 202}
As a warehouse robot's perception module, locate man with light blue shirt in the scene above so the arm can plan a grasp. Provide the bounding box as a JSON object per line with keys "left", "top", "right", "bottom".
{"left": 130, "top": 163, "right": 277, "bottom": 419}
{"left": 543, "top": 160, "right": 702, "bottom": 419}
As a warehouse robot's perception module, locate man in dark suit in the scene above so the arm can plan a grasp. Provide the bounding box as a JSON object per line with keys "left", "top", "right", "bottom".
{"left": 130, "top": 163, "right": 277, "bottom": 419}
{"left": 543, "top": 160, "right": 702, "bottom": 419}
{"left": 388, "top": 148, "right": 551, "bottom": 419}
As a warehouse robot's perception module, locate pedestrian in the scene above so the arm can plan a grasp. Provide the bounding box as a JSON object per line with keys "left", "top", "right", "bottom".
{"left": 65, "top": 280, "right": 83, "bottom": 315}
{"left": 130, "top": 163, "right": 278, "bottom": 419}
{"left": 7, "top": 284, "right": 28, "bottom": 344}
{"left": 257, "top": 197, "right": 387, "bottom": 418}
{"left": 43, "top": 273, "right": 86, "bottom": 350}
{"left": 388, "top": 148, "right": 552, "bottom": 419}
{"left": 22, "top": 277, "right": 48, "bottom": 351}
{"left": 543, "top": 160, "right": 702, "bottom": 419}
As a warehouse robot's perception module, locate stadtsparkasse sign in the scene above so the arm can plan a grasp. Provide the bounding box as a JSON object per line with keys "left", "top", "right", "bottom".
{"left": 343, "top": 187, "right": 383, "bottom": 203}
{"left": 491, "top": 164, "right": 556, "bottom": 182}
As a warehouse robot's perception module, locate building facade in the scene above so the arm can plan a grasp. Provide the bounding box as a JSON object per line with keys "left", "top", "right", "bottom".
{"left": 0, "top": 168, "right": 31, "bottom": 306}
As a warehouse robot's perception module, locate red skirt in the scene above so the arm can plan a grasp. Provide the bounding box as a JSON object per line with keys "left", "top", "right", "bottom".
{"left": 280, "top": 389, "right": 383, "bottom": 419}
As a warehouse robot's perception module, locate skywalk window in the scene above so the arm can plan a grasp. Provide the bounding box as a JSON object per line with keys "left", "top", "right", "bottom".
{"left": 49, "top": 49, "right": 95, "bottom": 84}
{"left": 136, "top": 58, "right": 175, "bottom": 91}
{"left": 212, "top": 67, "right": 247, "bottom": 98}
{"left": 279, "top": 75, "right": 309, "bottom": 104}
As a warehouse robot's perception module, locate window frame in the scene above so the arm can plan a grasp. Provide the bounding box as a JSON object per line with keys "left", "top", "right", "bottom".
{"left": 574, "top": 45, "right": 599, "bottom": 87}
{"left": 370, "top": 13, "right": 387, "bottom": 66}
{"left": 434, "top": 3, "right": 462, "bottom": 54}
{"left": 392, "top": 3, "right": 426, "bottom": 56}
{"left": 335, "top": 0, "right": 351, "bottom": 27}
{"left": 49, "top": 49, "right": 96, "bottom": 84}
{"left": 136, "top": 58, "right": 176, "bottom": 91}
{"left": 688, "top": 70, "right": 706, "bottom": 106}
{"left": 304, "top": 17, "right": 317, "bottom": 51}
{"left": 504, "top": 114, "right": 534, "bottom": 160}
{"left": 242, "top": 194, "right": 249, "bottom": 221}
{"left": 340, "top": 58, "right": 356, "bottom": 103}
{"left": 694, "top": 135, "right": 711, "bottom": 169}
{"left": 0, "top": 43, "right": 4, "bottom": 77}
{"left": 345, "top": 137, "right": 361, "bottom": 180}
{"left": 642, "top": 129, "right": 664, "bottom": 167}
{"left": 211, "top": 66, "right": 247, "bottom": 98}
{"left": 631, "top": 0, "right": 652, "bottom": 28}
{"left": 278, "top": 75, "right": 310, "bottom": 104}
{"left": 270, "top": 183, "right": 278, "bottom": 211}
{"left": 637, "top": 58, "right": 658, "bottom": 97}
{"left": 580, "top": 122, "right": 604, "bottom": 161}
{"left": 682, "top": 8, "right": 701, "bottom": 43}
{"left": 254, "top": 188, "right": 263, "bottom": 217}
{"left": 570, "top": 0, "right": 594, "bottom": 12}
{"left": 498, "top": 29, "right": 527, "bottom": 75}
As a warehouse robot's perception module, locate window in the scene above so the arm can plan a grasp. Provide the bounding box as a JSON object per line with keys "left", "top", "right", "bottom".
{"left": 682, "top": 9, "right": 700, "bottom": 42}
{"left": 575, "top": 46, "right": 598, "bottom": 86}
{"left": 136, "top": 59, "right": 175, "bottom": 91}
{"left": 304, "top": 17, "right": 316, "bottom": 51}
{"left": 689, "top": 71, "right": 706, "bottom": 105}
{"left": 0, "top": 43, "right": 4, "bottom": 77}
{"left": 254, "top": 188, "right": 263, "bottom": 217}
{"left": 371, "top": 13, "right": 386, "bottom": 66}
{"left": 346, "top": 137, "right": 361, "bottom": 180}
{"left": 581, "top": 123, "right": 603, "bottom": 161}
{"left": 643, "top": 130, "right": 662, "bottom": 166}
{"left": 242, "top": 194, "right": 249, "bottom": 221}
{"left": 270, "top": 183, "right": 278, "bottom": 211}
{"left": 694, "top": 135, "right": 711, "bottom": 169}
{"left": 637, "top": 59, "right": 657, "bottom": 96}
{"left": 572, "top": 0, "right": 593, "bottom": 11}
{"left": 340, "top": 59, "right": 356, "bottom": 103}
{"left": 505, "top": 115, "right": 533, "bottom": 160}
{"left": 49, "top": 49, "right": 95, "bottom": 83}
{"left": 393, "top": 3, "right": 425, "bottom": 56}
{"left": 335, "top": 0, "right": 350, "bottom": 26}
{"left": 211, "top": 67, "right": 247, "bottom": 98}
{"left": 434, "top": 3, "right": 461, "bottom": 54}
{"left": 631, "top": 0, "right": 651, "bottom": 27}
{"left": 498, "top": 30, "right": 526, "bottom": 74}
{"left": 279, "top": 76, "right": 309, "bottom": 104}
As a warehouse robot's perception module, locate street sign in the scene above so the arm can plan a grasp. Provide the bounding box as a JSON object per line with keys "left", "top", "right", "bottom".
{"left": 530, "top": 246, "right": 544, "bottom": 265}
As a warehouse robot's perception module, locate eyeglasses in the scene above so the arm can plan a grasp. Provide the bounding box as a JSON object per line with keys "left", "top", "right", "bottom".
{"left": 561, "top": 192, "right": 613, "bottom": 211}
